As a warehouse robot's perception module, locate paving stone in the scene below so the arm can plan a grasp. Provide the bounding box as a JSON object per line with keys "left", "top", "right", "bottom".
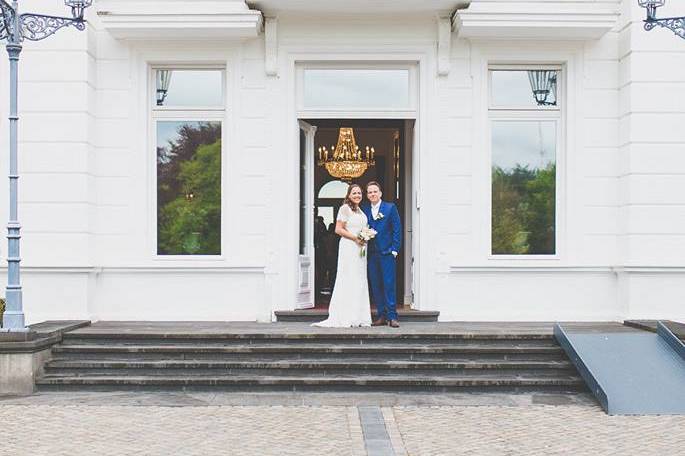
{"left": 1, "top": 400, "right": 684, "bottom": 455}
{"left": 364, "top": 439, "right": 395, "bottom": 456}
{"left": 359, "top": 406, "right": 395, "bottom": 456}
{"left": 0, "top": 391, "right": 597, "bottom": 407}
{"left": 391, "top": 405, "right": 685, "bottom": 455}
{"left": 0, "top": 405, "right": 362, "bottom": 456}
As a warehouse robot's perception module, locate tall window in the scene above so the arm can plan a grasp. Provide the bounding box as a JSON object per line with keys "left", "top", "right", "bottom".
{"left": 153, "top": 68, "right": 224, "bottom": 255}
{"left": 489, "top": 67, "right": 560, "bottom": 255}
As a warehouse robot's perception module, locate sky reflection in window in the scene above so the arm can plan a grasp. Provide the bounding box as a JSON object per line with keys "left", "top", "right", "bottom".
{"left": 491, "top": 70, "right": 558, "bottom": 108}
{"left": 156, "top": 70, "right": 223, "bottom": 107}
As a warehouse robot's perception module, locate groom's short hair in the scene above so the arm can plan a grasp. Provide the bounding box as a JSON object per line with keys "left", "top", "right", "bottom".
{"left": 366, "top": 181, "right": 382, "bottom": 192}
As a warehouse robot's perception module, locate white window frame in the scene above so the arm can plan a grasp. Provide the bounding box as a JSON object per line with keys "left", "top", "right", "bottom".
{"left": 150, "top": 65, "right": 227, "bottom": 259}
{"left": 487, "top": 64, "right": 564, "bottom": 260}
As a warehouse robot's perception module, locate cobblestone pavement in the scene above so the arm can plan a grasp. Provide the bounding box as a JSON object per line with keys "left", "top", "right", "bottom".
{"left": 1, "top": 395, "right": 684, "bottom": 456}
{"left": 0, "top": 405, "right": 366, "bottom": 456}
{"left": 391, "top": 405, "right": 685, "bottom": 456}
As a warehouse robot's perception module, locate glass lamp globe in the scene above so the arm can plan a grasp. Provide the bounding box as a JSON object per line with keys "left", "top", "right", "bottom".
{"left": 64, "top": 0, "right": 93, "bottom": 19}
{"left": 637, "top": 0, "right": 665, "bottom": 7}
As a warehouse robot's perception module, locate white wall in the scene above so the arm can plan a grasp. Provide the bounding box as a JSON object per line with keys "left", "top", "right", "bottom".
{"left": 616, "top": 0, "right": 685, "bottom": 320}
{"left": 1, "top": 1, "right": 684, "bottom": 323}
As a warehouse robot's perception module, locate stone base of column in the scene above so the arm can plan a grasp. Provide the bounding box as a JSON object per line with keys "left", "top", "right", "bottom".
{"left": 0, "top": 321, "right": 90, "bottom": 395}
{"left": 0, "top": 330, "right": 42, "bottom": 396}
{"left": 0, "top": 348, "right": 50, "bottom": 395}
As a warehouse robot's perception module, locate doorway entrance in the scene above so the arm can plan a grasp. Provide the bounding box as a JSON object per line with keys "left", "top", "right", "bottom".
{"left": 298, "top": 119, "right": 415, "bottom": 311}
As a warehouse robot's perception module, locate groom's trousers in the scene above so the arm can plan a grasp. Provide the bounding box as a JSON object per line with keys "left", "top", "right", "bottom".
{"left": 368, "top": 253, "right": 397, "bottom": 321}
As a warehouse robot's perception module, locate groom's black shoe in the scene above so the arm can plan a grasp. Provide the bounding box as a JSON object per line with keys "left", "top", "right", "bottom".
{"left": 372, "top": 317, "right": 387, "bottom": 326}
{"left": 388, "top": 319, "right": 400, "bottom": 328}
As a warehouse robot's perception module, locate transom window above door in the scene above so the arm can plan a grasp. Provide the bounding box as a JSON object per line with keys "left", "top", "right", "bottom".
{"left": 297, "top": 65, "right": 417, "bottom": 117}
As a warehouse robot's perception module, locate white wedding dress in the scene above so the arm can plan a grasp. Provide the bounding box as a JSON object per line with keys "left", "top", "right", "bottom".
{"left": 313, "top": 204, "right": 371, "bottom": 327}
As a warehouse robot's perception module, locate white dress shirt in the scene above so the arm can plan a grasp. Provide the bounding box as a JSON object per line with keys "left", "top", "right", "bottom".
{"left": 371, "top": 200, "right": 382, "bottom": 220}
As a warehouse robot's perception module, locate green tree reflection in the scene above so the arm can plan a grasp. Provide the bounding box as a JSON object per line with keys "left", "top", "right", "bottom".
{"left": 492, "top": 164, "right": 555, "bottom": 255}
{"left": 157, "top": 122, "right": 221, "bottom": 255}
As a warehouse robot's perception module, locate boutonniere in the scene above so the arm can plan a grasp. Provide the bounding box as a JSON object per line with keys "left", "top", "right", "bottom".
{"left": 374, "top": 212, "right": 385, "bottom": 221}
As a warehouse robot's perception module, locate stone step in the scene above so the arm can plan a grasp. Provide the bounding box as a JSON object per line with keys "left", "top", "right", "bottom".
{"left": 61, "top": 332, "right": 555, "bottom": 345}
{"left": 43, "top": 368, "right": 578, "bottom": 378}
{"left": 51, "top": 353, "right": 566, "bottom": 363}
{"left": 44, "top": 359, "right": 575, "bottom": 377}
{"left": 46, "top": 359, "right": 573, "bottom": 370}
{"left": 50, "top": 344, "right": 566, "bottom": 362}
{"left": 274, "top": 310, "right": 440, "bottom": 323}
{"left": 36, "top": 373, "right": 585, "bottom": 392}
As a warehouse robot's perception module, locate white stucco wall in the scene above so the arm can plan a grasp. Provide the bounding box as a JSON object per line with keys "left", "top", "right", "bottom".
{"left": 616, "top": 0, "right": 685, "bottom": 320}
{"left": 0, "top": 0, "right": 683, "bottom": 323}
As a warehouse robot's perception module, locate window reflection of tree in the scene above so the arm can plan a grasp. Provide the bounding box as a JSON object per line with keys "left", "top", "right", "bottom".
{"left": 157, "top": 122, "right": 222, "bottom": 255}
{"left": 492, "top": 163, "right": 556, "bottom": 255}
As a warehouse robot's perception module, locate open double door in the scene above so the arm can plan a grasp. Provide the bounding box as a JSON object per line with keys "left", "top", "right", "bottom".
{"left": 296, "top": 119, "right": 416, "bottom": 310}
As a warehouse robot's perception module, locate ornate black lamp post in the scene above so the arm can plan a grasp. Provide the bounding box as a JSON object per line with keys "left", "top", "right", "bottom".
{"left": 0, "top": 0, "right": 92, "bottom": 331}
{"left": 638, "top": 0, "right": 685, "bottom": 39}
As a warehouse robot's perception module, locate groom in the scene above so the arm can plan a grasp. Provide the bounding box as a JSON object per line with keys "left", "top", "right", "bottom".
{"left": 362, "top": 181, "right": 402, "bottom": 328}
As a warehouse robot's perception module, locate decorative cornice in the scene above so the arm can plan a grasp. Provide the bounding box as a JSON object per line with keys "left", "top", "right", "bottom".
{"left": 452, "top": 1, "right": 619, "bottom": 40}
{"left": 96, "top": 0, "right": 263, "bottom": 40}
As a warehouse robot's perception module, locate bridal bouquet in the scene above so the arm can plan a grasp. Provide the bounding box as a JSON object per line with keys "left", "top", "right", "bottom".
{"left": 358, "top": 226, "right": 377, "bottom": 257}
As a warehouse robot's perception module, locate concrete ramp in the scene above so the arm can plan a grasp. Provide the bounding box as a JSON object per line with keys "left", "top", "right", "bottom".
{"left": 554, "top": 322, "right": 685, "bottom": 415}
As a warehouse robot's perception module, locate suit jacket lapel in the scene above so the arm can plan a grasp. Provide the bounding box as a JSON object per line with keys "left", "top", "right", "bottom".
{"left": 379, "top": 201, "right": 388, "bottom": 221}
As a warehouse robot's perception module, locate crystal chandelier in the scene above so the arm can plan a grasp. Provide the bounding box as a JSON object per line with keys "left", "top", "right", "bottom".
{"left": 318, "top": 128, "right": 375, "bottom": 181}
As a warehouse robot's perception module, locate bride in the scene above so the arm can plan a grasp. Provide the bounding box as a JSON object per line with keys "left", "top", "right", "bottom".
{"left": 313, "top": 184, "right": 371, "bottom": 327}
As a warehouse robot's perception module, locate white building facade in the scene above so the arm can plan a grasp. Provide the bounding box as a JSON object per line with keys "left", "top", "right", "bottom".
{"left": 1, "top": 0, "right": 684, "bottom": 324}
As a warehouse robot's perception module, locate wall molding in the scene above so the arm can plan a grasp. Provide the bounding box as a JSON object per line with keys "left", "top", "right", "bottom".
{"left": 448, "top": 266, "right": 614, "bottom": 273}
{"left": 96, "top": 0, "right": 263, "bottom": 40}
{"left": 0, "top": 266, "right": 266, "bottom": 274}
{"left": 447, "top": 266, "right": 685, "bottom": 274}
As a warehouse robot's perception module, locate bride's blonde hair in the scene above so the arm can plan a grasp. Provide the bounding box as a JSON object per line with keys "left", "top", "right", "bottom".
{"left": 343, "top": 184, "right": 362, "bottom": 212}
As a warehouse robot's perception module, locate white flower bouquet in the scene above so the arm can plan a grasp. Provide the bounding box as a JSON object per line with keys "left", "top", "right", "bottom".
{"left": 358, "top": 226, "right": 377, "bottom": 257}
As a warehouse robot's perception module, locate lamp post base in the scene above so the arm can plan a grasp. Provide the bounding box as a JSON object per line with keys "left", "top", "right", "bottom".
{"left": 2, "top": 288, "right": 26, "bottom": 331}
{"left": 1, "top": 314, "right": 28, "bottom": 332}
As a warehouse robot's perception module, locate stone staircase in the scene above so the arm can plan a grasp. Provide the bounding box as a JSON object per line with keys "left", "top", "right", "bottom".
{"left": 36, "top": 323, "right": 585, "bottom": 393}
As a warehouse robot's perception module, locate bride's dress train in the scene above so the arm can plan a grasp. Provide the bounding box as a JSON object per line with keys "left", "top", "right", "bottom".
{"left": 313, "top": 204, "right": 371, "bottom": 327}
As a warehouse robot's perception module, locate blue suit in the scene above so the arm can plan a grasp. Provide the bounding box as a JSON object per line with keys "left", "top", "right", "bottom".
{"left": 362, "top": 201, "right": 402, "bottom": 321}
